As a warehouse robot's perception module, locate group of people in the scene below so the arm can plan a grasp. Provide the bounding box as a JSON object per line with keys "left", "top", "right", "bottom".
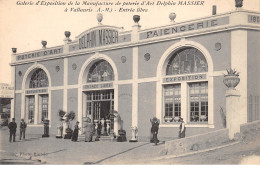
{"left": 71, "top": 117, "right": 95, "bottom": 142}
{"left": 150, "top": 117, "right": 186, "bottom": 145}
{"left": 7, "top": 116, "right": 186, "bottom": 144}
{"left": 8, "top": 118, "right": 27, "bottom": 143}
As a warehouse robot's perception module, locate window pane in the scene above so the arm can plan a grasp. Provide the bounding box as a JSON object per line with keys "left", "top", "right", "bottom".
{"left": 189, "top": 82, "right": 208, "bottom": 123}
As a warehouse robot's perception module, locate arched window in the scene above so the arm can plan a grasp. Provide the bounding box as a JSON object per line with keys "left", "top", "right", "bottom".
{"left": 166, "top": 47, "right": 208, "bottom": 75}
{"left": 87, "top": 60, "right": 114, "bottom": 82}
{"left": 29, "top": 69, "right": 49, "bottom": 88}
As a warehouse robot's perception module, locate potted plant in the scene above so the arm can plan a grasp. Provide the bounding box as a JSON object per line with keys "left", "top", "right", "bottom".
{"left": 173, "top": 116, "right": 180, "bottom": 122}
{"left": 164, "top": 116, "right": 173, "bottom": 122}
{"left": 63, "top": 111, "right": 75, "bottom": 139}
{"left": 223, "top": 68, "right": 240, "bottom": 89}
{"left": 56, "top": 109, "right": 65, "bottom": 138}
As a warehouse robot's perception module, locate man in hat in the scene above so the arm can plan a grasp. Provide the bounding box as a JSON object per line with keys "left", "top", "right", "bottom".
{"left": 150, "top": 117, "right": 160, "bottom": 145}
{"left": 20, "top": 119, "right": 27, "bottom": 140}
{"left": 8, "top": 118, "right": 17, "bottom": 142}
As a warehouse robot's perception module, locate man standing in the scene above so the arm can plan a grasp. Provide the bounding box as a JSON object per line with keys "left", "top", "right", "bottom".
{"left": 8, "top": 118, "right": 17, "bottom": 142}
{"left": 150, "top": 117, "right": 160, "bottom": 145}
{"left": 20, "top": 119, "right": 27, "bottom": 140}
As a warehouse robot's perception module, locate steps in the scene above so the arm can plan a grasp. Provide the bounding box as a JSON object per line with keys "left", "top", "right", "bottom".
{"left": 78, "top": 135, "right": 116, "bottom": 142}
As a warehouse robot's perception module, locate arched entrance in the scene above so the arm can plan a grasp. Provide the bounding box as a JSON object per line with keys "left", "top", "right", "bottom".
{"left": 83, "top": 60, "right": 115, "bottom": 122}
{"left": 79, "top": 55, "right": 118, "bottom": 135}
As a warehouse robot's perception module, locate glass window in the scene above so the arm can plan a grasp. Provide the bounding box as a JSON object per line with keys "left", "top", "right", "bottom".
{"left": 189, "top": 82, "right": 208, "bottom": 123}
{"left": 41, "top": 95, "right": 48, "bottom": 122}
{"left": 163, "top": 84, "right": 181, "bottom": 122}
{"left": 166, "top": 47, "right": 208, "bottom": 75}
{"left": 29, "top": 69, "right": 49, "bottom": 88}
{"left": 27, "top": 96, "right": 35, "bottom": 124}
{"left": 87, "top": 60, "right": 114, "bottom": 82}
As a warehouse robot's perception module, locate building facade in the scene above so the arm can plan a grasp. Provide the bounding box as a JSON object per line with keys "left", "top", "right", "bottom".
{"left": 10, "top": 9, "right": 260, "bottom": 141}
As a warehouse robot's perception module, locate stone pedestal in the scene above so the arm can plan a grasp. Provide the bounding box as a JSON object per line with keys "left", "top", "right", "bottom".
{"left": 225, "top": 89, "right": 241, "bottom": 140}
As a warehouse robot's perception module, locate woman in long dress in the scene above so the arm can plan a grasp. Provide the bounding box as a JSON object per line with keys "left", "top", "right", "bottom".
{"left": 178, "top": 117, "right": 186, "bottom": 138}
{"left": 71, "top": 121, "right": 80, "bottom": 142}
{"left": 85, "top": 118, "right": 94, "bottom": 142}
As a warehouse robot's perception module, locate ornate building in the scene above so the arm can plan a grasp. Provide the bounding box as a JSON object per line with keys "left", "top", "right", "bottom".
{"left": 10, "top": 6, "right": 260, "bottom": 141}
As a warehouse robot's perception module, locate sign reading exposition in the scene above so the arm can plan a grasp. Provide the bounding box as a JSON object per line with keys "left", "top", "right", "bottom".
{"left": 79, "top": 28, "right": 119, "bottom": 49}
{"left": 163, "top": 74, "right": 207, "bottom": 83}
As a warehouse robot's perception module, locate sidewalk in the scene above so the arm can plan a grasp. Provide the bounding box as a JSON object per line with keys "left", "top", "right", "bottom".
{"left": 0, "top": 127, "right": 165, "bottom": 164}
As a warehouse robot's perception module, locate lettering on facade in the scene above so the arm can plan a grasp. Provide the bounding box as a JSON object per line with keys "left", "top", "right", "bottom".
{"left": 0, "top": 84, "right": 14, "bottom": 98}
{"left": 17, "top": 48, "right": 63, "bottom": 61}
{"left": 79, "top": 29, "right": 118, "bottom": 49}
{"left": 248, "top": 15, "right": 260, "bottom": 24}
{"left": 163, "top": 74, "right": 206, "bottom": 83}
{"left": 83, "top": 83, "right": 113, "bottom": 90}
{"left": 25, "top": 89, "right": 48, "bottom": 94}
{"left": 140, "top": 16, "right": 230, "bottom": 40}
{"left": 145, "top": 20, "right": 217, "bottom": 39}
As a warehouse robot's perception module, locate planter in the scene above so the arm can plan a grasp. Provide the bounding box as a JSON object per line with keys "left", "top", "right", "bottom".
{"left": 235, "top": 0, "right": 243, "bottom": 8}
{"left": 133, "top": 15, "right": 140, "bottom": 23}
{"left": 200, "top": 115, "right": 207, "bottom": 122}
{"left": 164, "top": 116, "right": 173, "bottom": 123}
{"left": 169, "top": 12, "right": 176, "bottom": 22}
{"left": 173, "top": 116, "right": 180, "bottom": 122}
{"left": 64, "top": 31, "right": 71, "bottom": 38}
{"left": 223, "top": 75, "right": 240, "bottom": 89}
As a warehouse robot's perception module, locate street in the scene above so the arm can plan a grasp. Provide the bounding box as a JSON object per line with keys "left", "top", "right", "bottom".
{"left": 0, "top": 126, "right": 260, "bottom": 165}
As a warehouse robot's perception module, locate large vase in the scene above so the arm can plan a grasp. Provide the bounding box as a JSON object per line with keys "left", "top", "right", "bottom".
{"left": 235, "top": 0, "right": 243, "bottom": 8}
{"left": 133, "top": 15, "right": 140, "bottom": 23}
{"left": 223, "top": 75, "right": 240, "bottom": 89}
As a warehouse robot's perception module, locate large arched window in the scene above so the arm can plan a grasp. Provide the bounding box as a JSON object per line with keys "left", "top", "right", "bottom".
{"left": 87, "top": 60, "right": 114, "bottom": 82}
{"left": 166, "top": 47, "right": 208, "bottom": 75}
{"left": 163, "top": 47, "right": 209, "bottom": 124}
{"left": 26, "top": 68, "right": 49, "bottom": 124}
{"left": 29, "top": 69, "right": 49, "bottom": 88}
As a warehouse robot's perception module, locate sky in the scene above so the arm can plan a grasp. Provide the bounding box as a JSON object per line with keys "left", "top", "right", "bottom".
{"left": 0, "top": 0, "right": 259, "bottom": 84}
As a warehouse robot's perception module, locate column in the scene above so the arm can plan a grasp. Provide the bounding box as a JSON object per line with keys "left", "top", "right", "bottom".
{"left": 226, "top": 89, "right": 241, "bottom": 139}
{"left": 131, "top": 16, "right": 141, "bottom": 136}
{"left": 231, "top": 30, "right": 247, "bottom": 124}
{"left": 181, "top": 82, "right": 187, "bottom": 122}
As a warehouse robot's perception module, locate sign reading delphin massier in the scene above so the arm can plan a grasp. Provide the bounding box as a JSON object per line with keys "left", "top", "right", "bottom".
{"left": 79, "top": 28, "right": 119, "bottom": 49}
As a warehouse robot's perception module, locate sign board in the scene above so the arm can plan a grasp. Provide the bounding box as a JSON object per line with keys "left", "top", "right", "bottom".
{"left": 140, "top": 16, "right": 229, "bottom": 40}
{"left": 17, "top": 47, "right": 63, "bottom": 61}
{"left": 248, "top": 15, "right": 260, "bottom": 24}
{"left": 83, "top": 82, "right": 113, "bottom": 90}
{"left": 25, "top": 89, "right": 48, "bottom": 95}
{"left": 79, "top": 29, "right": 119, "bottom": 49}
{"left": 163, "top": 74, "right": 207, "bottom": 83}
{"left": 0, "top": 83, "right": 14, "bottom": 98}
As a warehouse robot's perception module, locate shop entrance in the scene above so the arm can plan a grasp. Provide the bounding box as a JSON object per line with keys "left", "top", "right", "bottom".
{"left": 84, "top": 89, "right": 114, "bottom": 134}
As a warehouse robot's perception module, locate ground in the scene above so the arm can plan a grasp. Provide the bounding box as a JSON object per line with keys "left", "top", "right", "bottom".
{"left": 0, "top": 126, "right": 260, "bottom": 165}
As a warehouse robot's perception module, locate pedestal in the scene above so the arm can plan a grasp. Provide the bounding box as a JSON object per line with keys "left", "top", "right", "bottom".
{"left": 42, "top": 120, "right": 50, "bottom": 138}
{"left": 129, "top": 127, "right": 138, "bottom": 142}
{"left": 225, "top": 89, "right": 241, "bottom": 140}
{"left": 56, "top": 124, "right": 63, "bottom": 138}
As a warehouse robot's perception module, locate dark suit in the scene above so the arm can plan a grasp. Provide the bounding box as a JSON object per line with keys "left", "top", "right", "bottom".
{"left": 8, "top": 122, "right": 17, "bottom": 142}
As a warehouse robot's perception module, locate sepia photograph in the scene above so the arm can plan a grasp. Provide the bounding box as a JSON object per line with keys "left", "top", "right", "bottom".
{"left": 0, "top": 0, "right": 260, "bottom": 165}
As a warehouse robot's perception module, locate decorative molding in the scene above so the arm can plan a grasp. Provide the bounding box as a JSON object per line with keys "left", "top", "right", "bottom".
{"left": 72, "top": 63, "right": 77, "bottom": 70}
{"left": 144, "top": 53, "right": 151, "bottom": 61}
{"left": 215, "top": 42, "right": 222, "bottom": 51}
{"left": 55, "top": 65, "right": 60, "bottom": 72}
{"left": 18, "top": 71, "right": 22, "bottom": 76}
{"left": 121, "top": 56, "right": 127, "bottom": 63}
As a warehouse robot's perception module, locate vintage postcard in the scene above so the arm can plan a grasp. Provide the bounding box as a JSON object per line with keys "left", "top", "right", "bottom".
{"left": 0, "top": 0, "right": 260, "bottom": 165}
